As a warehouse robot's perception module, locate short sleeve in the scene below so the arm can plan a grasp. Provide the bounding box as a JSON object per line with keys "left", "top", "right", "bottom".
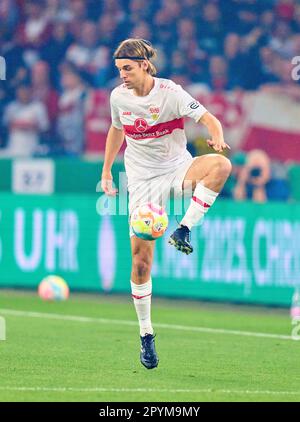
{"left": 175, "top": 85, "right": 207, "bottom": 122}
{"left": 110, "top": 90, "right": 123, "bottom": 130}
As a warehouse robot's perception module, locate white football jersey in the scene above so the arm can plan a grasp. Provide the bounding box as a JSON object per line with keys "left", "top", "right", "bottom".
{"left": 110, "top": 77, "right": 207, "bottom": 183}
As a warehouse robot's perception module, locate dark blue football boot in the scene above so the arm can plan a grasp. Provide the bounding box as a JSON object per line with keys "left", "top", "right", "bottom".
{"left": 140, "top": 334, "right": 159, "bottom": 369}
{"left": 168, "top": 224, "right": 193, "bottom": 255}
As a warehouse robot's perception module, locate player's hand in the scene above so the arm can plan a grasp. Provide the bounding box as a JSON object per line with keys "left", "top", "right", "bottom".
{"left": 98, "top": 172, "right": 118, "bottom": 196}
{"left": 206, "top": 138, "right": 231, "bottom": 153}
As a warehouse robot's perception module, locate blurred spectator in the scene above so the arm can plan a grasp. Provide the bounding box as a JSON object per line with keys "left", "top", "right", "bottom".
{"left": 269, "top": 20, "right": 294, "bottom": 58}
{"left": 153, "top": 5, "right": 177, "bottom": 50}
{"left": 41, "top": 21, "right": 73, "bottom": 86}
{"left": 102, "top": 0, "right": 126, "bottom": 24}
{"left": 18, "top": 0, "right": 52, "bottom": 49}
{"left": 0, "top": 31, "right": 29, "bottom": 99}
{"left": 258, "top": 47, "right": 280, "bottom": 85}
{"left": 207, "top": 56, "right": 231, "bottom": 91}
{"left": 0, "top": 0, "right": 19, "bottom": 39}
{"left": 169, "top": 50, "right": 186, "bottom": 78}
{"left": 66, "top": 20, "right": 109, "bottom": 86}
{"left": 289, "top": 34, "right": 300, "bottom": 58}
{"left": 162, "top": 0, "right": 182, "bottom": 21}
{"left": 31, "top": 60, "right": 59, "bottom": 128}
{"left": 198, "top": 2, "right": 224, "bottom": 54}
{"left": 128, "top": 0, "right": 155, "bottom": 26}
{"left": 177, "top": 18, "right": 198, "bottom": 63}
{"left": 292, "top": 4, "right": 300, "bottom": 32}
{"left": 130, "top": 21, "right": 152, "bottom": 41}
{"left": 56, "top": 64, "right": 87, "bottom": 155}
{"left": 68, "top": 0, "right": 88, "bottom": 38}
{"left": 223, "top": 33, "right": 245, "bottom": 87}
{"left": 97, "top": 13, "right": 119, "bottom": 48}
{"left": 259, "top": 8, "right": 275, "bottom": 37}
{"left": 181, "top": 0, "right": 203, "bottom": 21}
{"left": 234, "top": 149, "right": 270, "bottom": 202}
{"left": 234, "top": 149, "right": 290, "bottom": 202}
{"left": 1, "top": 83, "right": 49, "bottom": 157}
{"left": 44, "top": 0, "right": 73, "bottom": 22}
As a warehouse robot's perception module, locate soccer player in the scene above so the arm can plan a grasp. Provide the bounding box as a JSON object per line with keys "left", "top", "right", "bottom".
{"left": 101, "top": 39, "right": 231, "bottom": 369}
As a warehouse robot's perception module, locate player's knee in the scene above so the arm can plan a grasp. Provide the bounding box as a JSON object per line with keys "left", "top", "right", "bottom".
{"left": 132, "top": 255, "right": 152, "bottom": 279}
{"left": 213, "top": 155, "right": 232, "bottom": 178}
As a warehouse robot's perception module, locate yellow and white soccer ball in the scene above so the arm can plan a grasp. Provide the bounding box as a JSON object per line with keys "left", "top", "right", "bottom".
{"left": 130, "top": 203, "right": 168, "bottom": 241}
{"left": 38, "top": 275, "right": 70, "bottom": 301}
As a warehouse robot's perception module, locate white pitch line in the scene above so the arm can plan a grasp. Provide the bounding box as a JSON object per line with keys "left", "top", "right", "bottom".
{"left": 0, "top": 386, "right": 300, "bottom": 396}
{"left": 0, "top": 308, "right": 294, "bottom": 341}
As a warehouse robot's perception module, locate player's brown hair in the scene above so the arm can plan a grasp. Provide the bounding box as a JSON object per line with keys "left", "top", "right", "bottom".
{"left": 113, "top": 38, "right": 157, "bottom": 76}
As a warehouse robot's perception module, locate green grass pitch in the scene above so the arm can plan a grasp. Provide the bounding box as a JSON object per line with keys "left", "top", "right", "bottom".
{"left": 0, "top": 290, "right": 300, "bottom": 402}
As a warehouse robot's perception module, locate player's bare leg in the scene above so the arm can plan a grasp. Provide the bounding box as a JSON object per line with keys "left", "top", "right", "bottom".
{"left": 130, "top": 235, "right": 158, "bottom": 369}
{"left": 169, "top": 154, "right": 232, "bottom": 254}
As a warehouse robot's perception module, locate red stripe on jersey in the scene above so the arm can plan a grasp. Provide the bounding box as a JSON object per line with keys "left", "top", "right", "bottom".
{"left": 192, "top": 196, "right": 210, "bottom": 208}
{"left": 132, "top": 293, "right": 152, "bottom": 300}
{"left": 123, "top": 118, "right": 184, "bottom": 140}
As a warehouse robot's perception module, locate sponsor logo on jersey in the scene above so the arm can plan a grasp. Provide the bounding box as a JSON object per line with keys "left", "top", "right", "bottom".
{"left": 134, "top": 118, "right": 148, "bottom": 133}
{"left": 188, "top": 101, "right": 200, "bottom": 110}
{"left": 122, "top": 111, "right": 132, "bottom": 115}
{"left": 124, "top": 118, "right": 184, "bottom": 140}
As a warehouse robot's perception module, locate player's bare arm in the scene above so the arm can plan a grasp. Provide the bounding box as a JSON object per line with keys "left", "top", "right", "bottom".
{"left": 101, "top": 125, "right": 124, "bottom": 196}
{"left": 199, "top": 111, "right": 230, "bottom": 153}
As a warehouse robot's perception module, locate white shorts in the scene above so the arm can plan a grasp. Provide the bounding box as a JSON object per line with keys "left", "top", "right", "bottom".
{"left": 128, "top": 156, "right": 196, "bottom": 237}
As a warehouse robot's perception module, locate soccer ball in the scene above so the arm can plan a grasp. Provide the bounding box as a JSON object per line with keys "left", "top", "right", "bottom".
{"left": 130, "top": 203, "right": 168, "bottom": 241}
{"left": 38, "top": 275, "right": 70, "bottom": 301}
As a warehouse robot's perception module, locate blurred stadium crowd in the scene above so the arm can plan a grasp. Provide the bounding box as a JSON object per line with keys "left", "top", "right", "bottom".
{"left": 0, "top": 0, "right": 300, "bottom": 201}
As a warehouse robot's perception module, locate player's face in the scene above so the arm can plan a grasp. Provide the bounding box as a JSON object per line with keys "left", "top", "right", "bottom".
{"left": 115, "top": 59, "right": 146, "bottom": 89}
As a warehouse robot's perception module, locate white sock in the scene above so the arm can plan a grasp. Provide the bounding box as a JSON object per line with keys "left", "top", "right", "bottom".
{"left": 131, "top": 279, "right": 153, "bottom": 337}
{"left": 180, "top": 182, "right": 219, "bottom": 230}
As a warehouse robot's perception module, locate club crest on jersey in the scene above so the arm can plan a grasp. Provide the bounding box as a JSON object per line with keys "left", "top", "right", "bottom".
{"left": 134, "top": 118, "right": 148, "bottom": 133}
{"left": 149, "top": 106, "right": 160, "bottom": 121}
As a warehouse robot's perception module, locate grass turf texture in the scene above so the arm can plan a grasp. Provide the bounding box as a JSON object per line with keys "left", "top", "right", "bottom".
{"left": 0, "top": 290, "right": 299, "bottom": 402}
